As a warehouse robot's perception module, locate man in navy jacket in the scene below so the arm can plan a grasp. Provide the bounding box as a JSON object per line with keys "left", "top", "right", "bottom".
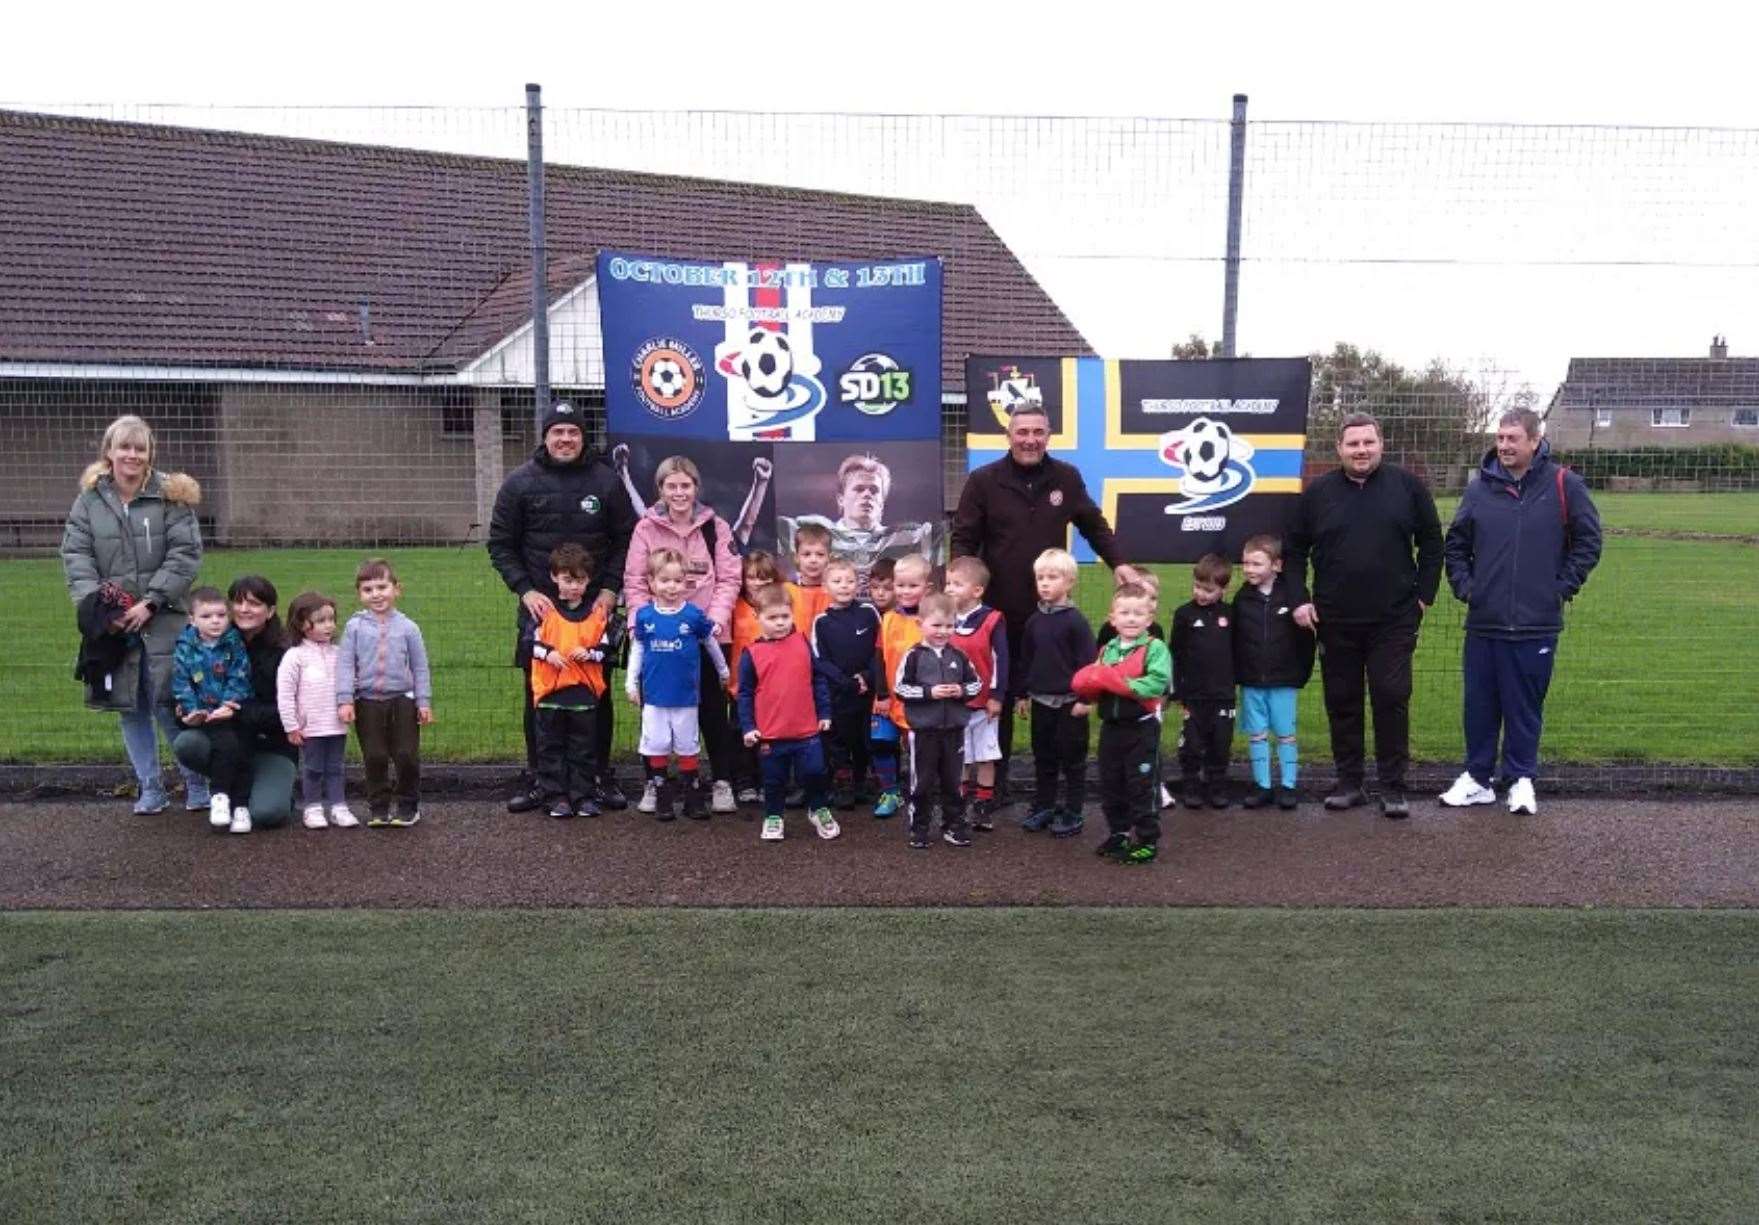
{"left": 1440, "top": 409, "right": 1602, "bottom": 815}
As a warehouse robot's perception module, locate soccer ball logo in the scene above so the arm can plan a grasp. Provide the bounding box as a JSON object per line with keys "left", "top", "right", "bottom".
{"left": 633, "top": 337, "right": 705, "bottom": 420}
{"left": 1159, "top": 416, "right": 1257, "bottom": 502}
{"left": 738, "top": 328, "right": 794, "bottom": 399}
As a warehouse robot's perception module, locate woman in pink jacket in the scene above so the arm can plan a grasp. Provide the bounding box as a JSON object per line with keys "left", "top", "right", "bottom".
{"left": 623, "top": 455, "right": 745, "bottom": 813}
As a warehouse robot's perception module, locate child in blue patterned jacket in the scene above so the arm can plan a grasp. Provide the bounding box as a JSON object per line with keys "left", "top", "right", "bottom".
{"left": 171, "top": 586, "right": 255, "bottom": 833}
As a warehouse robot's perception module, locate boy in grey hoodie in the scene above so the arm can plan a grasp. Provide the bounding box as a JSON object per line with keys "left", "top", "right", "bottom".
{"left": 337, "top": 557, "right": 433, "bottom": 827}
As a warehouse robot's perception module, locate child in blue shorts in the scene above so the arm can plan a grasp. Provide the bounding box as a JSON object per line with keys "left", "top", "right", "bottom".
{"left": 1231, "top": 534, "right": 1315, "bottom": 810}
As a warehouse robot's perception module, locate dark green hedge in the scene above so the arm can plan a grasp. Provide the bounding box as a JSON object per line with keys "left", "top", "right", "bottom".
{"left": 1550, "top": 444, "right": 1759, "bottom": 488}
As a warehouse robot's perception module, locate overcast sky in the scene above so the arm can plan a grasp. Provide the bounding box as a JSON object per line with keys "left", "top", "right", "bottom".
{"left": 10, "top": 1, "right": 1757, "bottom": 395}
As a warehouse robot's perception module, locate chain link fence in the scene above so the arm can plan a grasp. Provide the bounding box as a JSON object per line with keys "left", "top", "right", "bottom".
{"left": 2, "top": 102, "right": 1754, "bottom": 774}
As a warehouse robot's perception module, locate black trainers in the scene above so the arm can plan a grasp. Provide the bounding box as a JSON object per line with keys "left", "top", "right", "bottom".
{"left": 1379, "top": 789, "right": 1410, "bottom": 820}
{"left": 594, "top": 778, "right": 630, "bottom": 811}
{"left": 1242, "top": 787, "right": 1275, "bottom": 809}
{"left": 507, "top": 785, "right": 544, "bottom": 814}
{"left": 1095, "top": 832, "right": 1131, "bottom": 860}
{"left": 942, "top": 825, "right": 973, "bottom": 848}
{"left": 909, "top": 829, "right": 932, "bottom": 850}
{"left": 1180, "top": 786, "right": 1206, "bottom": 810}
{"left": 574, "top": 797, "right": 602, "bottom": 818}
{"left": 1324, "top": 787, "right": 1368, "bottom": 811}
{"left": 1020, "top": 805, "right": 1056, "bottom": 832}
{"left": 548, "top": 799, "right": 573, "bottom": 819}
{"left": 682, "top": 780, "right": 707, "bottom": 821}
{"left": 653, "top": 779, "right": 677, "bottom": 823}
{"left": 1049, "top": 807, "right": 1086, "bottom": 839}
{"left": 389, "top": 804, "right": 421, "bottom": 828}
{"left": 1120, "top": 841, "right": 1159, "bottom": 865}
{"left": 1206, "top": 783, "right": 1232, "bottom": 810}
{"left": 1276, "top": 787, "right": 1300, "bottom": 810}
{"left": 970, "top": 798, "right": 996, "bottom": 832}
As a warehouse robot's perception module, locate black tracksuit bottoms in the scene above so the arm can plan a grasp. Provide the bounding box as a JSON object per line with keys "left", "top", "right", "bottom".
{"left": 535, "top": 703, "right": 599, "bottom": 804}
{"left": 1100, "top": 716, "right": 1162, "bottom": 844}
{"left": 1177, "top": 699, "right": 1235, "bottom": 784}
{"left": 908, "top": 727, "right": 966, "bottom": 835}
{"left": 827, "top": 697, "right": 872, "bottom": 787}
{"left": 1030, "top": 700, "right": 1088, "bottom": 814}
{"left": 1317, "top": 611, "right": 1419, "bottom": 790}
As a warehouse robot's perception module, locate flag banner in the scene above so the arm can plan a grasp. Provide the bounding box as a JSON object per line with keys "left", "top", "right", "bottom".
{"left": 600, "top": 251, "right": 945, "bottom": 584}
{"left": 964, "top": 356, "right": 1312, "bottom": 563}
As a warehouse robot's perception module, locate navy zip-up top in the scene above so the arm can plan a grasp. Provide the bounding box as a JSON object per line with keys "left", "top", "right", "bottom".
{"left": 1443, "top": 442, "right": 1603, "bottom": 639}
{"left": 809, "top": 600, "right": 882, "bottom": 706}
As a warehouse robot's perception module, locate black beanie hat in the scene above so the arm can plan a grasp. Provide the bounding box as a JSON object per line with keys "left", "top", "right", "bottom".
{"left": 541, "top": 400, "right": 582, "bottom": 438}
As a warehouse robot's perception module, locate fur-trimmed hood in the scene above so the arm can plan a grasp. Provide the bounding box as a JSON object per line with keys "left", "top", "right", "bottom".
{"left": 79, "top": 464, "right": 202, "bottom": 505}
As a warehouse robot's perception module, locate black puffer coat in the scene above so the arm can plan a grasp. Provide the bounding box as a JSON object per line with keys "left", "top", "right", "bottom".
{"left": 488, "top": 444, "right": 637, "bottom": 602}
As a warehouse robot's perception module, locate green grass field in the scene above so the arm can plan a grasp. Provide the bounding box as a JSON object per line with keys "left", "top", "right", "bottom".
{"left": 4, "top": 493, "right": 1754, "bottom": 764}
{"left": 3, "top": 908, "right": 1754, "bottom": 1223}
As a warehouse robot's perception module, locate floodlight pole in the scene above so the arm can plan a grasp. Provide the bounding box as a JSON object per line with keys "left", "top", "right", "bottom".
{"left": 526, "top": 82, "right": 551, "bottom": 431}
{"left": 1220, "top": 93, "right": 1248, "bottom": 358}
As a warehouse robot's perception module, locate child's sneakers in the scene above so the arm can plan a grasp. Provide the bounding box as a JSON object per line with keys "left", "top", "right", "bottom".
{"left": 710, "top": 780, "right": 738, "bottom": 814}
{"left": 807, "top": 807, "right": 841, "bottom": 840}
{"left": 330, "top": 804, "right": 360, "bottom": 828}
{"left": 208, "top": 793, "right": 232, "bottom": 830}
{"left": 1119, "top": 841, "right": 1159, "bottom": 866}
{"left": 873, "top": 790, "right": 903, "bottom": 819}
{"left": 760, "top": 814, "right": 786, "bottom": 842}
{"left": 1049, "top": 807, "right": 1086, "bottom": 839}
{"left": 681, "top": 780, "right": 707, "bottom": 821}
{"left": 969, "top": 797, "right": 996, "bottom": 832}
{"left": 652, "top": 779, "right": 676, "bottom": 823}
{"left": 1276, "top": 788, "right": 1300, "bottom": 811}
{"left": 228, "top": 806, "right": 252, "bottom": 835}
{"left": 637, "top": 778, "right": 661, "bottom": 814}
{"left": 1095, "top": 832, "right": 1131, "bottom": 860}
{"left": 1241, "top": 787, "right": 1275, "bottom": 810}
{"left": 908, "top": 829, "right": 932, "bottom": 850}
{"left": 390, "top": 805, "right": 422, "bottom": 828}
{"left": 302, "top": 804, "right": 329, "bottom": 829}
{"left": 941, "top": 825, "right": 972, "bottom": 848}
{"left": 367, "top": 809, "right": 392, "bottom": 828}
{"left": 549, "top": 799, "right": 574, "bottom": 819}
{"left": 735, "top": 786, "right": 762, "bottom": 807}
{"left": 1020, "top": 805, "right": 1056, "bottom": 833}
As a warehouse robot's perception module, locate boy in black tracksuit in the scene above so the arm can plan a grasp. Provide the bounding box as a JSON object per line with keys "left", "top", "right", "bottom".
{"left": 894, "top": 594, "right": 983, "bottom": 849}
{"left": 810, "top": 559, "right": 883, "bottom": 809}
{"left": 1169, "top": 553, "right": 1237, "bottom": 808}
{"left": 1231, "top": 537, "right": 1316, "bottom": 810}
{"left": 1015, "top": 550, "right": 1098, "bottom": 838}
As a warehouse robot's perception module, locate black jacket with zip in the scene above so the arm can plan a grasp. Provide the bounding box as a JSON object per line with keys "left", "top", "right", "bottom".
{"left": 1231, "top": 575, "right": 1316, "bottom": 688}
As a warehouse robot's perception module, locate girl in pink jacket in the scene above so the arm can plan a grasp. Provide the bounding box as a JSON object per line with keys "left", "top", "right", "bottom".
{"left": 277, "top": 592, "right": 356, "bottom": 829}
{"left": 621, "top": 455, "right": 745, "bottom": 813}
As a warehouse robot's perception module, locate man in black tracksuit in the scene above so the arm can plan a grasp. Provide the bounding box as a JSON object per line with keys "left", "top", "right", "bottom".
{"left": 488, "top": 402, "right": 639, "bottom": 812}
{"left": 1169, "top": 570, "right": 1238, "bottom": 808}
{"left": 810, "top": 596, "right": 883, "bottom": 807}
{"left": 1285, "top": 413, "right": 1442, "bottom": 817}
{"left": 949, "top": 403, "right": 1143, "bottom": 797}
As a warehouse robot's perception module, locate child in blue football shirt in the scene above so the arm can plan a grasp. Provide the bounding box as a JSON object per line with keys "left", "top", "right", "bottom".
{"left": 626, "top": 548, "right": 729, "bottom": 820}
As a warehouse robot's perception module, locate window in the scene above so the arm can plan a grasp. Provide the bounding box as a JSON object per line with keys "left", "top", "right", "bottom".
{"left": 1594, "top": 407, "right": 1613, "bottom": 428}
{"left": 1734, "top": 408, "right": 1758, "bottom": 428}
{"left": 1650, "top": 407, "right": 1691, "bottom": 428}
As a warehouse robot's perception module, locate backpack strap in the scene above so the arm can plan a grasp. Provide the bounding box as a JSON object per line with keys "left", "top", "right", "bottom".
{"left": 1555, "top": 465, "right": 1568, "bottom": 525}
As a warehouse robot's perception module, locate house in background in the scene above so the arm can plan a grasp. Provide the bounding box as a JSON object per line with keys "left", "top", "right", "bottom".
{"left": 1545, "top": 337, "right": 1759, "bottom": 449}
{"left": 0, "top": 109, "right": 1091, "bottom": 548}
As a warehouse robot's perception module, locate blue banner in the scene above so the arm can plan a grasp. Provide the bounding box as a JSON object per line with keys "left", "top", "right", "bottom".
{"left": 599, "top": 251, "right": 943, "bottom": 443}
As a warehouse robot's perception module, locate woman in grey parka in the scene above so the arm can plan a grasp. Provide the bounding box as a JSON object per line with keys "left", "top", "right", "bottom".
{"left": 61, "top": 415, "right": 208, "bottom": 813}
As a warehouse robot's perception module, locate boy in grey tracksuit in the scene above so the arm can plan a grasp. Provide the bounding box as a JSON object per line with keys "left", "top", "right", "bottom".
{"left": 336, "top": 559, "right": 433, "bottom": 827}
{"left": 894, "top": 594, "right": 983, "bottom": 848}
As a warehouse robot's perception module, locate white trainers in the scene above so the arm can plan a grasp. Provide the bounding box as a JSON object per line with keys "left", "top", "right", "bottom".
{"left": 807, "top": 807, "right": 841, "bottom": 840}
{"left": 637, "top": 778, "right": 660, "bottom": 814}
{"left": 760, "top": 815, "right": 785, "bottom": 841}
{"left": 710, "top": 779, "right": 737, "bottom": 813}
{"left": 229, "top": 806, "right": 253, "bottom": 834}
{"left": 208, "top": 793, "right": 231, "bottom": 829}
{"left": 1507, "top": 777, "right": 1538, "bottom": 815}
{"left": 302, "top": 805, "right": 329, "bottom": 829}
{"left": 1438, "top": 772, "right": 1496, "bottom": 807}
{"left": 1159, "top": 784, "right": 1175, "bottom": 810}
{"left": 330, "top": 804, "right": 359, "bottom": 829}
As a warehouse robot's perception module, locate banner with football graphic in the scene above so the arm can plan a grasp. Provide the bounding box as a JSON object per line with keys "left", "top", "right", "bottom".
{"left": 599, "top": 251, "right": 944, "bottom": 587}
{"left": 965, "top": 355, "right": 1312, "bottom": 564}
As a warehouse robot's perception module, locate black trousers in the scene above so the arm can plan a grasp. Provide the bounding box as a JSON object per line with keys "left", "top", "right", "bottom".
{"left": 1177, "top": 699, "right": 1235, "bottom": 784}
{"left": 1100, "top": 716, "right": 1162, "bottom": 843}
{"left": 695, "top": 645, "right": 734, "bottom": 782}
{"left": 908, "top": 727, "right": 966, "bottom": 834}
{"left": 194, "top": 721, "right": 251, "bottom": 800}
{"left": 1317, "top": 611, "right": 1420, "bottom": 790}
{"left": 523, "top": 661, "right": 615, "bottom": 782}
{"left": 355, "top": 695, "right": 420, "bottom": 813}
{"left": 826, "top": 697, "right": 872, "bottom": 785}
{"left": 536, "top": 703, "right": 599, "bottom": 803}
{"left": 1030, "top": 700, "right": 1088, "bottom": 813}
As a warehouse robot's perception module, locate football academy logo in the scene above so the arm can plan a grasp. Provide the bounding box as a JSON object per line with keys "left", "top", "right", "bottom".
{"left": 633, "top": 337, "right": 706, "bottom": 421}
{"left": 986, "top": 365, "right": 1043, "bottom": 430}
{"left": 1157, "top": 417, "right": 1259, "bottom": 514}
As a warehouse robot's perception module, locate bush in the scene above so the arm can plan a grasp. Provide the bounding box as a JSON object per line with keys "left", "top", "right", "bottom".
{"left": 1550, "top": 444, "right": 1759, "bottom": 489}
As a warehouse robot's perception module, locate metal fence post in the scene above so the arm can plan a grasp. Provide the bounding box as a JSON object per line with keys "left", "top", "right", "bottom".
{"left": 526, "top": 82, "right": 550, "bottom": 429}
{"left": 1221, "top": 93, "right": 1248, "bottom": 358}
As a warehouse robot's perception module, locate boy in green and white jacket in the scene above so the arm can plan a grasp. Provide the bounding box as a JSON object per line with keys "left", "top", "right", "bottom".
{"left": 1080, "top": 583, "right": 1173, "bottom": 865}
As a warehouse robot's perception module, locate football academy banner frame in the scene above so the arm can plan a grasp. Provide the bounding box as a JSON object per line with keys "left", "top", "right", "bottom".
{"left": 599, "top": 251, "right": 945, "bottom": 587}
{"left": 965, "top": 355, "right": 1312, "bottom": 563}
